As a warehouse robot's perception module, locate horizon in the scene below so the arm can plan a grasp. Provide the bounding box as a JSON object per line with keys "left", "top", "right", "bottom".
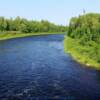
{"left": 0, "top": 0, "right": 100, "bottom": 25}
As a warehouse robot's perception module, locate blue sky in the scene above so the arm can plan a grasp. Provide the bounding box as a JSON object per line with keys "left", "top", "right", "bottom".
{"left": 0, "top": 0, "right": 100, "bottom": 25}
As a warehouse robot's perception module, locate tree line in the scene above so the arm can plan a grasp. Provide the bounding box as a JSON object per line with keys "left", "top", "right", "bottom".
{"left": 65, "top": 13, "right": 100, "bottom": 67}
{"left": 67, "top": 13, "right": 100, "bottom": 44}
{"left": 0, "top": 16, "right": 67, "bottom": 33}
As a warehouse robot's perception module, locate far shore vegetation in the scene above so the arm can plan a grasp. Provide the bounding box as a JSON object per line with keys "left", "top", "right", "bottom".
{"left": 0, "top": 16, "right": 67, "bottom": 40}
{"left": 64, "top": 13, "right": 100, "bottom": 70}
{"left": 0, "top": 31, "right": 65, "bottom": 40}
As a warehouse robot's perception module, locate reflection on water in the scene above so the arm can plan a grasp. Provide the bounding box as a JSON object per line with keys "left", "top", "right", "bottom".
{"left": 0, "top": 35, "right": 100, "bottom": 100}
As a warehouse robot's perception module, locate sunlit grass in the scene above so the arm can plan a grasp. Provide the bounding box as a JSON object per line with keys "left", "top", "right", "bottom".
{"left": 64, "top": 36, "right": 100, "bottom": 70}
{"left": 0, "top": 31, "right": 65, "bottom": 40}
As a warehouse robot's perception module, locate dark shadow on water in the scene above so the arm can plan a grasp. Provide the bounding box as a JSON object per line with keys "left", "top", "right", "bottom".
{"left": 96, "top": 70, "right": 100, "bottom": 82}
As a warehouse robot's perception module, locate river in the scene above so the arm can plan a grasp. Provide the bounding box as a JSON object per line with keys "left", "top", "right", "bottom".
{"left": 0, "top": 34, "right": 100, "bottom": 100}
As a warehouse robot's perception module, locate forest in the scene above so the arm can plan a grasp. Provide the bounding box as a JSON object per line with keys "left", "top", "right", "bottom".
{"left": 0, "top": 16, "right": 67, "bottom": 40}
{"left": 0, "top": 16, "right": 67, "bottom": 33}
{"left": 64, "top": 13, "right": 100, "bottom": 69}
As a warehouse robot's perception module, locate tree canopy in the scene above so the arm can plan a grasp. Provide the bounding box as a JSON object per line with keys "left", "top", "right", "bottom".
{"left": 67, "top": 13, "right": 100, "bottom": 44}
{"left": 65, "top": 13, "right": 100, "bottom": 68}
{"left": 0, "top": 16, "right": 67, "bottom": 33}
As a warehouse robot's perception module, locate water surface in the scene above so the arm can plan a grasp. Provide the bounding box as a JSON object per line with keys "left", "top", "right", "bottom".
{"left": 0, "top": 35, "right": 100, "bottom": 100}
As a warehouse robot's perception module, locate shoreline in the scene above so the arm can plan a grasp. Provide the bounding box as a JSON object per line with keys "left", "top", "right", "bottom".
{"left": 64, "top": 37, "right": 100, "bottom": 70}
{"left": 67, "top": 51, "right": 100, "bottom": 70}
{"left": 0, "top": 32, "right": 65, "bottom": 41}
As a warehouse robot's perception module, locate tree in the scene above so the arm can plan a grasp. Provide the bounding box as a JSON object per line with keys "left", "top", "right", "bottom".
{"left": 0, "top": 16, "right": 67, "bottom": 33}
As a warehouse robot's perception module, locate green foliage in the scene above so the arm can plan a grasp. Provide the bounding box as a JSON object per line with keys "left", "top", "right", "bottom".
{"left": 68, "top": 13, "right": 100, "bottom": 43}
{"left": 0, "top": 17, "right": 67, "bottom": 33}
{"left": 65, "top": 13, "right": 100, "bottom": 68}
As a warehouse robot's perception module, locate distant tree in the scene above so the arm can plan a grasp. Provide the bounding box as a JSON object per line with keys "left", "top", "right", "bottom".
{"left": 0, "top": 17, "right": 7, "bottom": 31}
{"left": 0, "top": 16, "right": 67, "bottom": 33}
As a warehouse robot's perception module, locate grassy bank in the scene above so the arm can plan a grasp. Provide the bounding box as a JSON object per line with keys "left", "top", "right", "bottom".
{"left": 0, "top": 32, "right": 65, "bottom": 41}
{"left": 64, "top": 36, "right": 100, "bottom": 70}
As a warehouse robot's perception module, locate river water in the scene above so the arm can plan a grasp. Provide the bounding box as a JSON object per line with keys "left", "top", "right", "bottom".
{"left": 0, "top": 35, "right": 100, "bottom": 100}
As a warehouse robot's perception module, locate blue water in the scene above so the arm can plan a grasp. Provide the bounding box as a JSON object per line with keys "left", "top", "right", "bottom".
{"left": 0, "top": 35, "right": 100, "bottom": 100}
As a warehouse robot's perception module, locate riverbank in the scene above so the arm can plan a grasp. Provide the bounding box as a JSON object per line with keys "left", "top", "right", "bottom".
{"left": 64, "top": 36, "right": 100, "bottom": 70}
{"left": 0, "top": 32, "right": 65, "bottom": 41}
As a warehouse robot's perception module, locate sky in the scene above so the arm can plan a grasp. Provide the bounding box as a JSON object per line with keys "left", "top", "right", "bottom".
{"left": 0, "top": 0, "right": 100, "bottom": 25}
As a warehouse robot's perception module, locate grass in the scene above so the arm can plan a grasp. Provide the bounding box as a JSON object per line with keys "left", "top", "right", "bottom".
{"left": 64, "top": 36, "right": 100, "bottom": 70}
{"left": 0, "top": 31, "right": 65, "bottom": 41}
